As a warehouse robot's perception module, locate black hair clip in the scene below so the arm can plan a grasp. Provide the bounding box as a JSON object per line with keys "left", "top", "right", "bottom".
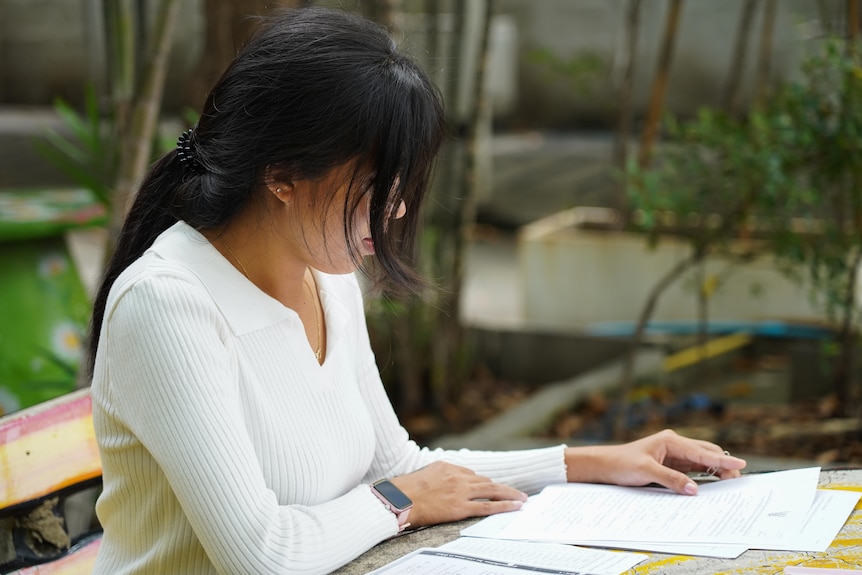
{"left": 176, "top": 128, "right": 202, "bottom": 175}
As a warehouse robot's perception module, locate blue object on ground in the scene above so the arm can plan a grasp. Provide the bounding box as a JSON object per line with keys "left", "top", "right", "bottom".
{"left": 587, "top": 320, "right": 832, "bottom": 340}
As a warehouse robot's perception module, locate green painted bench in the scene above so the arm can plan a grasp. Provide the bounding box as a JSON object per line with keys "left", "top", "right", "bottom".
{"left": 0, "top": 188, "right": 107, "bottom": 415}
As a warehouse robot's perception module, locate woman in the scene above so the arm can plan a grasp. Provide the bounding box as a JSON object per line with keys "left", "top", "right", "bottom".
{"left": 87, "top": 6, "right": 745, "bottom": 575}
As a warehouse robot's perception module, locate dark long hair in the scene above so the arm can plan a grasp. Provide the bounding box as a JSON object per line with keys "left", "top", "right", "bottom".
{"left": 86, "top": 6, "right": 445, "bottom": 377}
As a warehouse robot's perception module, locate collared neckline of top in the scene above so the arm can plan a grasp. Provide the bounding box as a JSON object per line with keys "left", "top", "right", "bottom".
{"left": 146, "top": 221, "right": 349, "bottom": 342}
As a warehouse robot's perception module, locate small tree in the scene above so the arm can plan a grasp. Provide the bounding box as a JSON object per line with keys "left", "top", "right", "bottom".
{"left": 619, "top": 37, "right": 862, "bottom": 438}
{"left": 618, "top": 107, "right": 784, "bottom": 439}
{"left": 765, "top": 38, "right": 862, "bottom": 412}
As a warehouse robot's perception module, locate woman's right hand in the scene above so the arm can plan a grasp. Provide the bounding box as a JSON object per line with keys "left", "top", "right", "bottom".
{"left": 390, "top": 461, "right": 527, "bottom": 527}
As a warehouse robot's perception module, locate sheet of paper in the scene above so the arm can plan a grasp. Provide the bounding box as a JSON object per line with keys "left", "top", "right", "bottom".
{"left": 437, "top": 537, "right": 647, "bottom": 575}
{"left": 571, "top": 540, "right": 748, "bottom": 559}
{"left": 559, "top": 488, "right": 857, "bottom": 556}
{"left": 460, "top": 508, "right": 747, "bottom": 559}
{"left": 366, "top": 547, "right": 614, "bottom": 575}
{"left": 495, "top": 467, "right": 820, "bottom": 547}
{"left": 756, "top": 488, "right": 860, "bottom": 552}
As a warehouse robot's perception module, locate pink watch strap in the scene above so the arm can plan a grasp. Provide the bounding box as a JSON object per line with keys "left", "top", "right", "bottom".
{"left": 370, "top": 486, "right": 412, "bottom": 532}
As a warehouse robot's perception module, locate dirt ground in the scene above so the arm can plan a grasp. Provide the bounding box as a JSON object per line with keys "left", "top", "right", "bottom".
{"left": 401, "top": 367, "right": 533, "bottom": 444}
{"left": 536, "top": 341, "right": 862, "bottom": 465}
{"left": 537, "top": 388, "right": 862, "bottom": 466}
{"left": 403, "top": 342, "right": 862, "bottom": 466}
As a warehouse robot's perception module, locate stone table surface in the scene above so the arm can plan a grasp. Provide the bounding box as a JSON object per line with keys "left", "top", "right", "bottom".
{"left": 332, "top": 468, "right": 862, "bottom": 574}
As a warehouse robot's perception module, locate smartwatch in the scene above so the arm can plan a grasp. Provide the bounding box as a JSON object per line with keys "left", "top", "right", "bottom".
{"left": 370, "top": 478, "right": 413, "bottom": 531}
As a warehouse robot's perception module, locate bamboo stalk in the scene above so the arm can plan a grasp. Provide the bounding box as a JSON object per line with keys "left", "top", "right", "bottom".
{"left": 753, "top": 0, "right": 777, "bottom": 107}
{"left": 430, "top": 0, "right": 495, "bottom": 405}
{"left": 106, "top": 0, "right": 182, "bottom": 259}
{"left": 724, "top": 0, "right": 758, "bottom": 116}
{"left": 613, "top": 0, "right": 642, "bottom": 218}
{"left": 849, "top": 0, "right": 859, "bottom": 41}
{"left": 105, "top": 0, "right": 137, "bottom": 140}
{"left": 637, "top": 0, "right": 684, "bottom": 169}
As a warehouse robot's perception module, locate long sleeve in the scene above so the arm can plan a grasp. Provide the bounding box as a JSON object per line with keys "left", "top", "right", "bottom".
{"left": 93, "top": 266, "right": 400, "bottom": 575}
{"left": 343, "top": 276, "right": 569, "bottom": 494}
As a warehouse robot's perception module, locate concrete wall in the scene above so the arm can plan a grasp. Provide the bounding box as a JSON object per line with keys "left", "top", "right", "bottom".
{"left": 494, "top": 0, "right": 840, "bottom": 127}
{"left": 0, "top": 0, "right": 203, "bottom": 109}
{"left": 0, "top": 0, "right": 846, "bottom": 126}
{"left": 0, "top": 0, "right": 91, "bottom": 104}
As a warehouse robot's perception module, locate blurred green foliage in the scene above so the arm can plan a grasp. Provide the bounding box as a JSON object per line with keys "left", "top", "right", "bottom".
{"left": 527, "top": 47, "right": 604, "bottom": 94}
{"left": 627, "top": 38, "right": 862, "bottom": 324}
{"left": 625, "top": 38, "right": 862, "bottom": 406}
{"left": 34, "top": 85, "right": 114, "bottom": 206}
{"left": 35, "top": 85, "right": 189, "bottom": 211}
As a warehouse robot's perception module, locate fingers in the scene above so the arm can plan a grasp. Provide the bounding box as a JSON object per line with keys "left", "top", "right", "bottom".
{"left": 471, "top": 498, "right": 525, "bottom": 516}
{"left": 658, "top": 430, "right": 747, "bottom": 477}
{"left": 635, "top": 431, "right": 742, "bottom": 494}
{"left": 459, "top": 482, "right": 527, "bottom": 519}
{"left": 690, "top": 437, "right": 729, "bottom": 454}
{"left": 653, "top": 451, "right": 745, "bottom": 493}
{"left": 647, "top": 459, "right": 700, "bottom": 495}
{"left": 466, "top": 479, "right": 528, "bottom": 504}
{"left": 567, "top": 430, "right": 747, "bottom": 495}
{"left": 682, "top": 446, "right": 747, "bottom": 477}
{"left": 391, "top": 462, "right": 527, "bottom": 527}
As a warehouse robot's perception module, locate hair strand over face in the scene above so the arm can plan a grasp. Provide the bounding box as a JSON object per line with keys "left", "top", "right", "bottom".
{"left": 86, "top": 6, "right": 445, "bottom": 377}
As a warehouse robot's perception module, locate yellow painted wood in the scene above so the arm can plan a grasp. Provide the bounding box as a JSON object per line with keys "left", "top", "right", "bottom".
{"left": 629, "top": 555, "right": 697, "bottom": 573}
{"left": 662, "top": 332, "right": 752, "bottom": 373}
{"left": 0, "top": 389, "right": 101, "bottom": 509}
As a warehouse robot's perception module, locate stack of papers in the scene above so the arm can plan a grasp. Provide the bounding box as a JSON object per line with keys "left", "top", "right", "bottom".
{"left": 368, "top": 467, "right": 859, "bottom": 575}
{"left": 461, "top": 467, "right": 859, "bottom": 559}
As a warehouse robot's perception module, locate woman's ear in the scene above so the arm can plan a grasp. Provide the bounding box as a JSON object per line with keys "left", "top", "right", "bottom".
{"left": 264, "top": 165, "right": 296, "bottom": 204}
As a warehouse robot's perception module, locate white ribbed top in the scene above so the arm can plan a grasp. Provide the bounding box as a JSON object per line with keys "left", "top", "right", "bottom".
{"left": 90, "top": 221, "right": 567, "bottom": 575}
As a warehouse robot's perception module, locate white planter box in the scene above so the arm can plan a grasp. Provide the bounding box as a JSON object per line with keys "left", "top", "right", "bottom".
{"left": 517, "top": 207, "right": 829, "bottom": 332}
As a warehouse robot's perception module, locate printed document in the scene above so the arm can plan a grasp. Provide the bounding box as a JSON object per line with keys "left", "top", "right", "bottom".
{"left": 463, "top": 467, "right": 859, "bottom": 556}
{"left": 493, "top": 467, "right": 820, "bottom": 546}
{"left": 366, "top": 538, "right": 647, "bottom": 575}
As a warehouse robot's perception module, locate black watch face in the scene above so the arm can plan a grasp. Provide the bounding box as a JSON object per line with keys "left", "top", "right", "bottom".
{"left": 374, "top": 480, "right": 413, "bottom": 510}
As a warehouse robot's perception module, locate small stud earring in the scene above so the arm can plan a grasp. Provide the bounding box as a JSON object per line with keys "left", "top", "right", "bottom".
{"left": 276, "top": 187, "right": 282, "bottom": 194}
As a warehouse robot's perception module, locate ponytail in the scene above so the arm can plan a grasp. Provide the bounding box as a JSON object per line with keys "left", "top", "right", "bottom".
{"left": 84, "top": 150, "right": 186, "bottom": 379}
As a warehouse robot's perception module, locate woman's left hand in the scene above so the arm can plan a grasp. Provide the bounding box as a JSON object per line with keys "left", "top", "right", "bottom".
{"left": 563, "top": 429, "right": 746, "bottom": 495}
